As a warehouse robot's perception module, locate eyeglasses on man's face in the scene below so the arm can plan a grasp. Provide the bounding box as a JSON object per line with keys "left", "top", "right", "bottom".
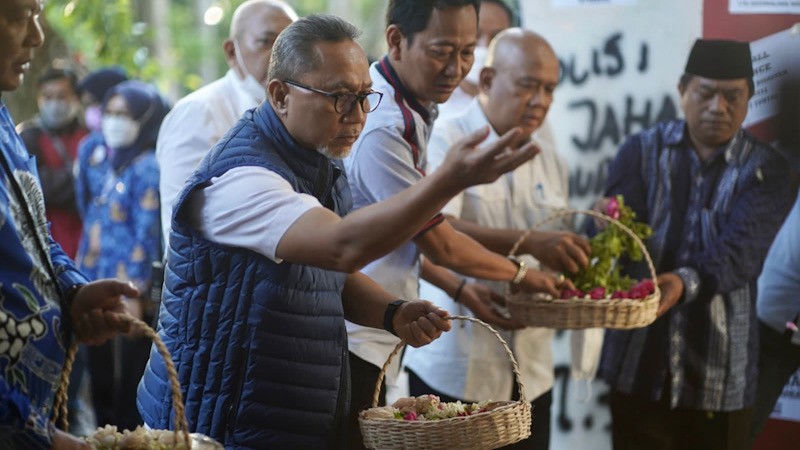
{"left": 283, "top": 79, "right": 383, "bottom": 115}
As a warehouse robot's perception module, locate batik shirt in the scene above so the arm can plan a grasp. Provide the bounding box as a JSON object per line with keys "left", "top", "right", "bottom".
{"left": 75, "top": 150, "right": 161, "bottom": 292}
{"left": 599, "top": 120, "right": 793, "bottom": 411}
{"left": 0, "top": 102, "right": 88, "bottom": 448}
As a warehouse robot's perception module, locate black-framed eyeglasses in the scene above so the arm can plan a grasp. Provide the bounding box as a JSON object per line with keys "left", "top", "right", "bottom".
{"left": 283, "top": 79, "right": 383, "bottom": 114}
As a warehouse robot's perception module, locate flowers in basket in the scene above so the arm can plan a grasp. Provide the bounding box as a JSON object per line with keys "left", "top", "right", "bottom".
{"left": 561, "top": 196, "right": 654, "bottom": 301}
{"left": 85, "top": 425, "right": 189, "bottom": 450}
{"left": 361, "top": 394, "right": 499, "bottom": 421}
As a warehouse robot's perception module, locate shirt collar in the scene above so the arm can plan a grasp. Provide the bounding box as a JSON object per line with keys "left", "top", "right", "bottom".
{"left": 376, "top": 56, "right": 435, "bottom": 125}
{"left": 667, "top": 120, "right": 747, "bottom": 167}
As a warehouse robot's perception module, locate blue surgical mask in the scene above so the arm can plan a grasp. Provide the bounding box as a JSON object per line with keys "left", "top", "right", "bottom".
{"left": 39, "top": 99, "right": 78, "bottom": 130}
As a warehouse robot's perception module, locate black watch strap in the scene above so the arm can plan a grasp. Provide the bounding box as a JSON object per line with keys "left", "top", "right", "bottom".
{"left": 383, "top": 299, "right": 408, "bottom": 337}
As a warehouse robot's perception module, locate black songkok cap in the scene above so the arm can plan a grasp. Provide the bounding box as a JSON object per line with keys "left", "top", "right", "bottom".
{"left": 685, "top": 39, "right": 753, "bottom": 80}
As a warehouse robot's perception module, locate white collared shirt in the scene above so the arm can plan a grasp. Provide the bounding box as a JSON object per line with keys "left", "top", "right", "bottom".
{"left": 404, "top": 99, "right": 571, "bottom": 402}
{"left": 343, "top": 62, "right": 438, "bottom": 373}
{"left": 157, "top": 69, "right": 261, "bottom": 245}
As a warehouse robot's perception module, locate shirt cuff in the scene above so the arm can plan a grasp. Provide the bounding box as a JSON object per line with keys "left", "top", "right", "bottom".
{"left": 674, "top": 266, "right": 700, "bottom": 304}
{"left": 56, "top": 268, "right": 89, "bottom": 303}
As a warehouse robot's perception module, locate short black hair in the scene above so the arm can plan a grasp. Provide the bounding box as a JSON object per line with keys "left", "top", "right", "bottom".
{"left": 386, "top": 0, "right": 481, "bottom": 46}
{"left": 481, "top": 0, "right": 515, "bottom": 27}
{"left": 36, "top": 68, "right": 79, "bottom": 93}
{"left": 268, "top": 14, "right": 362, "bottom": 82}
{"left": 679, "top": 73, "right": 755, "bottom": 98}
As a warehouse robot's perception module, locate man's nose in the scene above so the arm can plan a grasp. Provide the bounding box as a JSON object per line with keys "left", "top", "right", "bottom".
{"left": 708, "top": 93, "right": 726, "bottom": 112}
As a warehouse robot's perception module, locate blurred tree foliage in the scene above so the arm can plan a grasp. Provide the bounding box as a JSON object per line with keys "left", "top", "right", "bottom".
{"left": 7, "top": 0, "right": 388, "bottom": 122}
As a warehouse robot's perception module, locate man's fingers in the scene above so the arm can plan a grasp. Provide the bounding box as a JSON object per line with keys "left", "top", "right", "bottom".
{"left": 490, "top": 141, "right": 539, "bottom": 174}
{"left": 456, "top": 125, "right": 491, "bottom": 149}
{"left": 489, "top": 291, "right": 507, "bottom": 307}
{"left": 478, "top": 127, "right": 521, "bottom": 157}
{"left": 574, "top": 236, "right": 592, "bottom": 256}
{"left": 427, "top": 312, "right": 451, "bottom": 332}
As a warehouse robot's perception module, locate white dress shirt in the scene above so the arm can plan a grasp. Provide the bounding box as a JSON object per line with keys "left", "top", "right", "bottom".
{"left": 157, "top": 69, "right": 261, "bottom": 246}
{"left": 343, "top": 62, "right": 437, "bottom": 374}
{"left": 404, "top": 99, "right": 571, "bottom": 402}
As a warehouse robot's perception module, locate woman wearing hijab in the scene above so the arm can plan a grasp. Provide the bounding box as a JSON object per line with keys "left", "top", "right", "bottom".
{"left": 74, "top": 68, "right": 129, "bottom": 219}
{"left": 75, "top": 80, "right": 170, "bottom": 430}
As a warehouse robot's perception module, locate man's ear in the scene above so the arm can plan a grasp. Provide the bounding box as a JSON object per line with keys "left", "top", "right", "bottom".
{"left": 386, "top": 25, "right": 404, "bottom": 62}
{"left": 269, "top": 79, "right": 289, "bottom": 116}
{"left": 479, "top": 67, "right": 495, "bottom": 94}
{"left": 223, "top": 39, "right": 237, "bottom": 71}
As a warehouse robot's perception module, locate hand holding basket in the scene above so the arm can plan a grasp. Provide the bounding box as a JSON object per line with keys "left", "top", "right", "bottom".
{"left": 506, "top": 209, "right": 660, "bottom": 329}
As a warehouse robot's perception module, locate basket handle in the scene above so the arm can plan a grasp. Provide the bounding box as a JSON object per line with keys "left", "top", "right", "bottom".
{"left": 370, "top": 315, "right": 527, "bottom": 408}
{"left": 507, "top": 208, "right": 658, "bottom": 289}
{"left": 53, "top": 314, "right": 190, "bottom": 449}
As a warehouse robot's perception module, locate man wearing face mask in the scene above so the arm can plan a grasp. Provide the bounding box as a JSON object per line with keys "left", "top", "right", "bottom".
{"left": 17, "top": 67, "right": 87, "bottom": 259}
{"left": 156, "top": 0, "right": 297, "bottom": 246}
{"left": 436, "top": 0, "right": 512, "bottom": 121}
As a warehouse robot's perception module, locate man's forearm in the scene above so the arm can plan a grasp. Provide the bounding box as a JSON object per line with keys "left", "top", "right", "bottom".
{"left": 341, "top": 272, "right": 399, "bottom": 329}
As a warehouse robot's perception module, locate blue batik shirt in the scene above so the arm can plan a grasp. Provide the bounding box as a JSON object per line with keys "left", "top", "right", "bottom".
{"left": 599, "top": 120, "right": 793, "bottom": 411}
{"left": 0, "top": 101, "right": 88, "bottom": 448}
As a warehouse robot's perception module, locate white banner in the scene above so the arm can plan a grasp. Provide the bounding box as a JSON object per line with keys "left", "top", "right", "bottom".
{"left": 523, "top": 0, "right": 702, "bottom": 211}
{"left": 771, "top": 370, "right": 800, "bottom": 422}
{"left": 730, "top": 0, "right": 800, "bottom": 14}
{"left": 552, "top": 0, "right": 638, "bottom": 8}
{"left": 744, "top": 25, "right": 800, "bottom": 127}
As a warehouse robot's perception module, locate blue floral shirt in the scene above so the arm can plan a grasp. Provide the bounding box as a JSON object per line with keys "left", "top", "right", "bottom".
{"left": 0, "top": 102, "right": 88, "bottom": 448}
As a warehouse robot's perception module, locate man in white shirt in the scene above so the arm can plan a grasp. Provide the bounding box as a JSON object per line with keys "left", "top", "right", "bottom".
{"left": 137, "top": 15, "right": 540, "bottom": 448}
{"left": 343, "top": 2, "right": 590, "bottom": 448}
{"left": 156, "top": 0, "right": 297, "bottom": 243}
{"left": 404, "top": 29, "right": 569, "bottom": 450}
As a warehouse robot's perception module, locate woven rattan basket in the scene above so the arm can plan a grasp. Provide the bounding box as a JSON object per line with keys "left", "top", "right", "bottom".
{"left": 359, "top": 315, "right": 532, "bottom": 450}
{"left": 506, "top": 209, "right": 660, "bottom": 330}
{"left": 53, "top": 314, "right": 221, "bottom": 449}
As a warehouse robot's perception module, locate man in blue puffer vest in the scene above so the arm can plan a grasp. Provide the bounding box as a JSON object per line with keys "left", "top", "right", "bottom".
{"left": 137, "top": 14, "right": 538, "bottom": 449}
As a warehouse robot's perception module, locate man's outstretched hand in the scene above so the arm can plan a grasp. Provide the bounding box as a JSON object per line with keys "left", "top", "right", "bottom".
{"left": 393, "top": 300, "right": 452, "bottom": 348}
{"left": 70, "top": 279, "right": 140, "bottom": 345}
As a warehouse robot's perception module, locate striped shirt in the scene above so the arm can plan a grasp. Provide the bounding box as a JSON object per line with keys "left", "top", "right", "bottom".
{"left": 599, "top": 120, "right": 793, "bottom": 411}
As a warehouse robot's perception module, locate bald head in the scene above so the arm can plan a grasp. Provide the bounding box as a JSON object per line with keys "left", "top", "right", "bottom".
{"left": 230, "top": 0, "right": 298, "bottom": 40}
{"left": 479, "top": 28, "right": 560, "bottom": 144}
{"left": 486, "top": 28, "right": 556, "bottom": 72}
{"left": 224, "top": 0, "right": 298, "bottom": 86}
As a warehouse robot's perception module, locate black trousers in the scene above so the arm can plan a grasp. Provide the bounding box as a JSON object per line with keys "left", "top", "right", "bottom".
{"left": 347, "top": 352, "right": 387, "bottom": 450}
{"left": 408, "top": 369, "right": 552, "bottom": 450}
{"left": 610, "top": 389, "right": 753, "bottom": 450}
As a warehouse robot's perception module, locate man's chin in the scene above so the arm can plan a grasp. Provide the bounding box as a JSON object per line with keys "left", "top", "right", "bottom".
{"left": 317, "top": 146, "right": 352, "bottom": 160}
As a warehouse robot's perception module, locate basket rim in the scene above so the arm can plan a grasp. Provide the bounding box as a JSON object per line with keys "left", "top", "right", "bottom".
{"left": 366, "top": 316, "right": 528, "bottom": 410}
{"left": 507, "top": 290, "right": 660, "bottom": 305}
{"left": 359, "top": 399, "right": 522, "bottom": 423}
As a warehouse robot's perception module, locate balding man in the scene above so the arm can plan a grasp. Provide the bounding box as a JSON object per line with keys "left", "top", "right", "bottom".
{"left": 404, "top": 29, "right": 579, "bottom": 450}
{"left": 156, "top": 0, "right": 297, "bottom": 244}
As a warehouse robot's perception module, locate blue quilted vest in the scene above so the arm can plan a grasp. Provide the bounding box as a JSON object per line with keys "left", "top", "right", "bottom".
{"left": 137, "top": 101, "right": 352, "bottom": 449}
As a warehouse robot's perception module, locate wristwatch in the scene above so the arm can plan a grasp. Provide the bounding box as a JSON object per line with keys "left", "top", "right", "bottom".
{"left": 383, "top": 299, "right": 408, "bottom": 337}
{"left": 509, "top": 258, "right": 528, "bottom": 285}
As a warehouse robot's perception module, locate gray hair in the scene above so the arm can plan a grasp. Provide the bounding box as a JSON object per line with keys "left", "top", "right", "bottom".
{"left": 268, "top": 14, "right": 362, "bottom": 82}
